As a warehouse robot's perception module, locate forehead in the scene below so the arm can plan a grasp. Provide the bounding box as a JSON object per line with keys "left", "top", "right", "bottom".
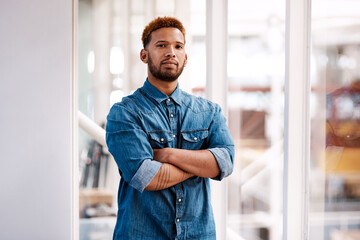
{"left": 149, "top": 27, "right": 185, "bottom": 44}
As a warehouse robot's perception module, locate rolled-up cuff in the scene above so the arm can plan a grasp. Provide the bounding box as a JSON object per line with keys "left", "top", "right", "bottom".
{"left": 208, "top": 148, "right": 232, "bottom": 181}
{"left": 129, "top": 159, "right": 162, "bottom": 192}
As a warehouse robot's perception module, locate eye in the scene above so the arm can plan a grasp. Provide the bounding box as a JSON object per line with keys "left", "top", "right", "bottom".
{"left": 157, "top": 44, "right": 166, "bottom": 48}
{"left": 175, "top": 45, "right": 183, "bottom": 49}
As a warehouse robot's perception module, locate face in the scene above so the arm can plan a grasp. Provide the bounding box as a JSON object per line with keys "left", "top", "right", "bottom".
{"left": 141, "top": 27, "right": 187, "bottom": 82}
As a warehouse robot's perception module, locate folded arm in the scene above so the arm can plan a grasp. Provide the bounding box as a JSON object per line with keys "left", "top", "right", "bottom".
{"left": 152, "top": 104, "right": 235, "bottom": 180}
{"left": 145, "top": 162, "right": 194, "bottom": 191}
{"left": 153, "top": 148, "right": 220, "bottom": 178}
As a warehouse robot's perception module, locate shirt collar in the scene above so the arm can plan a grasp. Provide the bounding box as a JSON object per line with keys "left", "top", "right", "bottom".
{"left": 141, "top": 79, "right": 182, "bottom": 106}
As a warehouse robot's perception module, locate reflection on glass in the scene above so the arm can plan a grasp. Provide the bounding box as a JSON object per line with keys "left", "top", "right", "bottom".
{"left": 110, "top": 47, "right": 124, "bottom": 74}
{"left": 227, "top": 0, "right": 285, "bottom": 239}
{"left": 311, "top": 0, "right": 360, "bottom": 239}
{"left": 78, "top": 0, "right": 194, "bottom": 239}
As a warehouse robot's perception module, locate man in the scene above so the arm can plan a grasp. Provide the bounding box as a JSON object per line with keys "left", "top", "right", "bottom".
{"left": 106, "top": 16, "right": 234, "bottom": 240}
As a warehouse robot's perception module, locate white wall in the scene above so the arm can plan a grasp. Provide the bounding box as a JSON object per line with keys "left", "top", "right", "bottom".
{"left": 0, "top": 1, "right": 73, "bottom": 239}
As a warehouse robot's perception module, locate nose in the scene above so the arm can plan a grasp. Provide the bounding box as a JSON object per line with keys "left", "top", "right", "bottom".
{"left": 165, "top": 46, "right": 176, "bottom": 58}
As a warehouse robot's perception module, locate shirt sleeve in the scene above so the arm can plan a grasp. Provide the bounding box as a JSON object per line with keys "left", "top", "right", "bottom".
{"left": 206, "top": 104, "right": 235, "bottom": 181}
{"left": 106, "top": 103, "right": 161, "bottom": 192}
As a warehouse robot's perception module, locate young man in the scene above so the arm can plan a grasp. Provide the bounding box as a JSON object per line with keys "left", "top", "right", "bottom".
{"left": 106, "top": 16, "right": 234, "bottom": 240}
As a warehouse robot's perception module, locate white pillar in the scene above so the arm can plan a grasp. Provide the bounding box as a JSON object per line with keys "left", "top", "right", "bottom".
{"left": 144, "top": 0, "right": 156, "bottom": 24}
{"left": 72, "top": 1, "right": 79, "bottom": 239}
{"left": 0, "top": 0, "right": 74, "bottom": 239}
{"left": 93, "top": 0, "right": 111, "bottom": 124}
{"left": 122, "top": 0, "right": 132, "bottom": 94}
{"left": 284, "top": 0, "right": 311, "bottom": 239}
{"left": 175, "top": 0, "right": 192, "bottom": 93}
{"left": 206, "top": 0, "right": 228, "bottom": 239}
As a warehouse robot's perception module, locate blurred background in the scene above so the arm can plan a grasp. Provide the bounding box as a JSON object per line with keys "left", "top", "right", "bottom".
{"left": 77, "top": 0, "right": 360, "bottom": 239}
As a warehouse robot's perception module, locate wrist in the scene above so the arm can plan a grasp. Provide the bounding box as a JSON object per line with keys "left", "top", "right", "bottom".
{"left": 166, "top": 148, "right": 174, "bottom": 164}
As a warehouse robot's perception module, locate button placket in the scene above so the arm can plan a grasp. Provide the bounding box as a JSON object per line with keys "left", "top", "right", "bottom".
{"left": 166, "top": 100, "right": 177, "bottom": 145}
{"left": 174, "top": 185, "right": 184, "bottom": 234}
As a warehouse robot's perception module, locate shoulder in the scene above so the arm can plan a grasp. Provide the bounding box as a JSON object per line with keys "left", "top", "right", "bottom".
{"left": 181, "top": 90, "right": 218, "bottom": 114}
{"left": 110, "top": 89, "right": 155, "bottom": 117}
{"left": 106, "top": 92, "right": 145, "bottom": 131}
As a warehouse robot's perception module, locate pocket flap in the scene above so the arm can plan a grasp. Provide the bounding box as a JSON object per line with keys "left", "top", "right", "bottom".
{"left": 149, "top": 131, "right": 174, "bottom": 143}
{"left": 181, "top": 129, "right": 208, "bottom": 142}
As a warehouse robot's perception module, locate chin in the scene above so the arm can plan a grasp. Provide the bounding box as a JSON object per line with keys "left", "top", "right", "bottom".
{"left": 158, "top": 77, "right": 178, "bottom": 82}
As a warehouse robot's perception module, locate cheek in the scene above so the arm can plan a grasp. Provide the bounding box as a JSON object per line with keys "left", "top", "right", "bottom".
{"left": 179, "top": 53, "right": 187, "bottom": 61}
{"left": 150, "top": 53, "right": 161, "bottom": 63}
{"left": 181, "top": 56, "right": 187, "bottom": 66}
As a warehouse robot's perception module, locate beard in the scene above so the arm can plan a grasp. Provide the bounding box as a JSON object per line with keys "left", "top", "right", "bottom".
{"left": 148, "top": 54, "right": 185, "bottom": 82}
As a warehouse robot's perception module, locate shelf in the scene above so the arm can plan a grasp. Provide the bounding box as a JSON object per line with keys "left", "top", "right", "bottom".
{"left": 79, "top": 188, "right": 114, "bottom": 218}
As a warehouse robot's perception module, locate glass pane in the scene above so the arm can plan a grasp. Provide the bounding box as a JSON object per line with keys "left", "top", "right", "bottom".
{"left": 78, "top": 0, "right": 207, "bottom": 239}
{"left": 156, "top": 0, "right": 175, "bottom": 15}
{"left": 78, "top": 0, "right": 117, "bottom": 239}
{"left": 227, "top": 0, "right": 285, "bottom": 239}
{"left": 189, "top": 0, "right": 206, "bottom": 97}
{"left": 310, "top": 0, "right": 360, "bottom": 239}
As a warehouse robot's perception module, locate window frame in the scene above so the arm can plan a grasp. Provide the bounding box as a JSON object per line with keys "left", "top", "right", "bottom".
{"left": 72, "top": 0, "right": 313, "bottom": 239}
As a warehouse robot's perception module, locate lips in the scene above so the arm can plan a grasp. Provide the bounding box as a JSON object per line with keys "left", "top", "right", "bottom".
{"left": 161, "top": 60, "right": 178, "bottom": 66}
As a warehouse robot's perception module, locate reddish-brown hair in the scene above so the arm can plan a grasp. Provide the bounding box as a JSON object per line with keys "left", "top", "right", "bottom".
{"left": 142, "top": 16, "right": 186, "bottom": 48}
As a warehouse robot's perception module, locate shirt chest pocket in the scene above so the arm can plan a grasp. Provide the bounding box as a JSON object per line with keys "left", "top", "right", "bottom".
{"left": 148, "top": 130, "right": 174, "bottom": 149}
{"left": 181, "top": 129, "right": 208, "bottom": 150}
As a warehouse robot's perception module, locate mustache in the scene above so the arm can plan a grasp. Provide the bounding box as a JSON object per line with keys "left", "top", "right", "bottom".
{"left": 161, "top": 59, "right": 178, "bottom": 65}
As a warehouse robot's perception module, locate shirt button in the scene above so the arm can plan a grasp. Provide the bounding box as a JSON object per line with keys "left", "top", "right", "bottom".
{"left": 160, "top": 138, "right": 164, "bottom": 142}
{"left": 167, "top": 98, "right": 171, "bottom": 102}
{"left": 170, "top": 114, "right": 174, "bottom": 118}
{"left": 173, "top": 135, "right": 176, "bottom": 138}
{"left": 176, "top": 218, "right": 180, "bottom": 222}
{"left": 178, "top": 198, "right": 182, "bottom": 202}
{"left": 194, "top": 137, "right": 197, "bottom": 141}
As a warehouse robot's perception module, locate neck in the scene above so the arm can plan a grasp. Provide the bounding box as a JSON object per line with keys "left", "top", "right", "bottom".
{"left": 147, "top": 75, "right": 178, "bottom": 96}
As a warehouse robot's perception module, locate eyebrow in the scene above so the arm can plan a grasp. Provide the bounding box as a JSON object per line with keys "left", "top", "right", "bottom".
{"left": 154, "top": 40, "right": 184, "bottom": 45}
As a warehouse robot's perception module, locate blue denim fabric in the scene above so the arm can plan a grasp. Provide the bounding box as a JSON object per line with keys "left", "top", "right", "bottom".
{"left": 106, "top": 79, "right": 234, "bottom": 240}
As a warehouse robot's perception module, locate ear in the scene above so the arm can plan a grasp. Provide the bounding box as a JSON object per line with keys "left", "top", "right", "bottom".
{"left": 184, "top": 53, "right": 188, "bottom": 67}
{"left": 140, "top": 49, "right": 148, "bottom": 63}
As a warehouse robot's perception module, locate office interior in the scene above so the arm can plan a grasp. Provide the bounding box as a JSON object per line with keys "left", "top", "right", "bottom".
{"left": 0, "top": 0, "right": 359, "bottom": 240}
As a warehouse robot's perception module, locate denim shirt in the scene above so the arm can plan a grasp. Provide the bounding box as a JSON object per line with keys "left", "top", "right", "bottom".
{"left": 106, "top": 80, "right": 234, "bottom": 240}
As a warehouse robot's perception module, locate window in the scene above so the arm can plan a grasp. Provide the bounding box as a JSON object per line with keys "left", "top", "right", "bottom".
{"left": 76, "top": 1, "right": 360, "bottom": 239}
{"left": 310, "top": 0, "right": 360, "bottom": 239}
{"left": 226, "top": 0, "right": 285, "bottom": 239}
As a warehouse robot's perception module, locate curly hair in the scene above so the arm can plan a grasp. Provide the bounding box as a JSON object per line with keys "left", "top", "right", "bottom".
{"left": 142, "top": 16, "right": 186, "bottom": 48}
